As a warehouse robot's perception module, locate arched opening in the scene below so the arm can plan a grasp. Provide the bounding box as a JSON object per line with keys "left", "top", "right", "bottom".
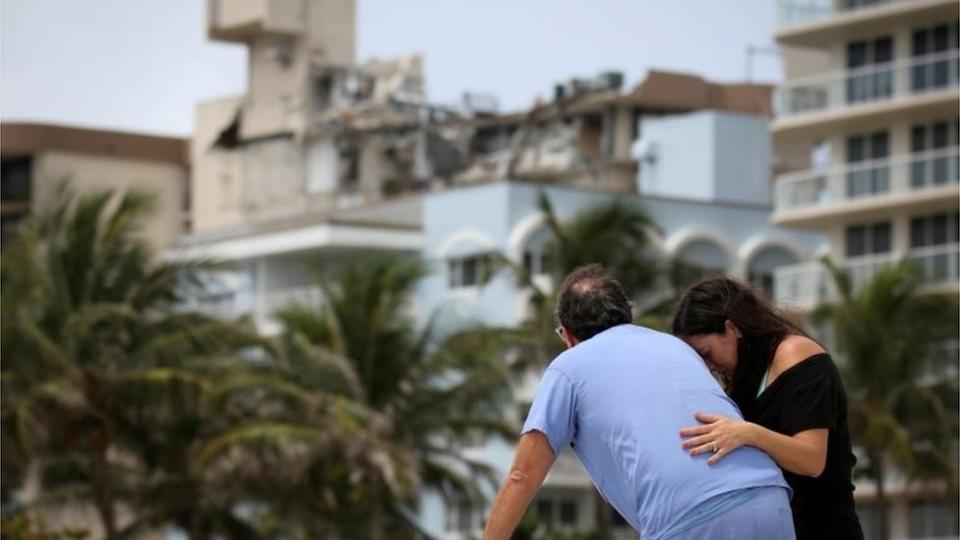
{"left": 746, "top": 245, "right": 800, "bottom": 299}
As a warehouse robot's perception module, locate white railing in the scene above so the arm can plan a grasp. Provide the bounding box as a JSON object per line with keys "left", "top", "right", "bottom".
{"left": 777, "top": 0, "right": 899, "bottom": 27}
{"left": 259, "top": 284, "right": 324, "bottom": 319}
{"left": 774, "top": 243, "right": 960, "bottom": 305}
{"left": 193, "top": 292, "right": 243, "bottom": 320}
{"left": 776, "top": 147, "right": 960, "bottom": 213}
{"left": 775, "top": 50, "right": 959, "bottom": 118}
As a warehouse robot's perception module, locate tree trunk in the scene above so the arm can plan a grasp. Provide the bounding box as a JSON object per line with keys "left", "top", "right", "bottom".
{"left": 593, "top": 489, "right": 610, "bottom": 540}
{"left": 369, "top": 499, "right": 385, "bottom": 540}
{"left": 873, "top": 453, "right": 889, "bottom": 540}
{"left": 92, "top": 454, "right": 118, "bottom": 540}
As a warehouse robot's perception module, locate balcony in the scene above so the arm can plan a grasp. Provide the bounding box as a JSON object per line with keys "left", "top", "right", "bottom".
{"left": 774, "top": 147, "right": 959, "bottom": 225}
{"left": 207, "top": 0, "right": 304, "bottom": 43}
{"left": 259, "top": 284, "right": 324, "bottom": 320}
{"left": 773, "top": 51, "right": 959, "bottom": 132}
{"left": 776, "top": 0, "right": 958, "bottom": 46}
{"left": 774, "top": 243, "right": 959, "bottom": 307}
{"left": 778, "top": 0, "right": 897, "bottom": 27}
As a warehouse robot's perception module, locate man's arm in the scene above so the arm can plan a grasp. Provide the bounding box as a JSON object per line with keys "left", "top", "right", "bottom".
{"left": 482, "top": 431, "right": 556, "bottom": 540}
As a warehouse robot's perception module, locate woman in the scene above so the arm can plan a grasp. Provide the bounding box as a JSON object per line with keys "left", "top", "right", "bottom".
{"left": 671, "top": 276, "right": 863, "bottom": 540}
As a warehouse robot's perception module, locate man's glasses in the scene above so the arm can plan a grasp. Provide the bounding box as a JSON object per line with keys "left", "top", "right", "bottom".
{"left": 554, "top": 326, "right": 565, "bottom": 340}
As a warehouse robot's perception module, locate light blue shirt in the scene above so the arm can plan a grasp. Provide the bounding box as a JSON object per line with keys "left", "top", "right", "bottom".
{"left": 522, "top": 324, "right": 789, "bottom": 540}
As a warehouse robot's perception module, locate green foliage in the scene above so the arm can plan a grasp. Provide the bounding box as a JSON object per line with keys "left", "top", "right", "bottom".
{"left": 1, "top": 185, "right": 269, "bottom": 539}
{"left": 0, "top": 514, "right": 88, "bottom": 540}
{"left": 812, "top": 257, "right": 959, "bottom": 540}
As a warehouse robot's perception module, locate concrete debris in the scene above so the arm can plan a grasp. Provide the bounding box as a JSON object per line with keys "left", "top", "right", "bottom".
{"left": 195, "top": 58, "right": 773, "bottom": 232}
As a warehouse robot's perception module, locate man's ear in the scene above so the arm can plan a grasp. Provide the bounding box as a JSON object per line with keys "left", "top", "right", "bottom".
{"left": 562, "top": 326, "right": 579, "bottom": 348}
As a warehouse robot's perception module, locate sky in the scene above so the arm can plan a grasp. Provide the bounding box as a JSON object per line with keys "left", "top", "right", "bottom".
{"left": 1, "top": 0, "right": 783, "bottom": 137}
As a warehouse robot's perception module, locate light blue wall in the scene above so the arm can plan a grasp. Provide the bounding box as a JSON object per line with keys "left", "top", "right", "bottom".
{"left": 712, "top": 112, "right": 771, "bottom": 205}
{"left": 634, "top": 111, "right": 772, "bottom": 205}
{"left": 636, "top": 112, "right": 714, "bottom": 199}
{"left": 420, "top": 183, "right": 517, "bottom": 332}
{"left": 421, "top": 181, "right": 824, "bottom": 335}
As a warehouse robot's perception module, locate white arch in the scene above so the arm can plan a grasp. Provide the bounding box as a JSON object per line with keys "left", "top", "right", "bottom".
{"left": 738, "top": 234, "right": 810, "bottom": 266}
{"left": 506, "top": 211, "right": 668, "bottom": 260}
{"left": 433, "top": 228, "right": 498, "bottom": 258}
{"left": 506, "top": 212, "right": 547, "bottom": 261}
{"left": 663, "top": 227, "right": 738, "bottom": 261}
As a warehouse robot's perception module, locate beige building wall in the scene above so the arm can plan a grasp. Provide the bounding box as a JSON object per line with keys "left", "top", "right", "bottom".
{"left": 775, "top": 2, "right": 960, "bottom": 533}
{"left": 192, "top": 96, "right": 246, "bottom": 232}
{"left": 307, "top": 0, "right": 355, "bottom": 66}
{"left": 32, "top": 151, "right": 187, "bottom": 250}
{"left": 2, "top": 122, "right": 190, "bottom": 251}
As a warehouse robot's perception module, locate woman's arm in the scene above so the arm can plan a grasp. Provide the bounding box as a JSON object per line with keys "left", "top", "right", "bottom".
{"left": 680, "top": 413, "right": 828, "bottom": 477}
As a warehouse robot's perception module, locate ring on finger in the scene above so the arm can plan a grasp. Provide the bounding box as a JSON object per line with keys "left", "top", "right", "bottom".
{"left": 711, "top": 443, "right": 719, "bottom": 453}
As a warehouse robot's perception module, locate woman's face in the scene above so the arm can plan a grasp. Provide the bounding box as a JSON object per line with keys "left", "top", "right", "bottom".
{"left": 685, "top": 320, "right": 739, "bottom": 378}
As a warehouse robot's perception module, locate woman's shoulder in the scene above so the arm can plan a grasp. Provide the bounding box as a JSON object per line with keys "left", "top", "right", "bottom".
{"left": 773, "top": 335, "right": 827, "bottom": 374}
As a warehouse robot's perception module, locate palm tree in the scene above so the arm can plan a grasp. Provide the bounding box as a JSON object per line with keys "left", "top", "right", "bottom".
{"left": 502, "top": 192, "right": 665, "bottom": 366}
{"left": 812, "top": 258, "right": 959, "bottom": 540}
{"left": 197, "top": 254, "right": 519, "bottom": 539}
{"left": 1, "top": 185, "right": 267, "bottom": 539}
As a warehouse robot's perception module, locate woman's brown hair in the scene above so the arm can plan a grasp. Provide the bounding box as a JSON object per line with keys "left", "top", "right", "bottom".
{"left": 671, "top": 276, "right": 808, "bottom": 418}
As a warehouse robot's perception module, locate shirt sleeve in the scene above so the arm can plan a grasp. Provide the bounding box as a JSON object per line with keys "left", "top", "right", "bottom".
{"left": 779, "top": 362, "right": 840, "bottom": 435}
{"left": 521, "top": 367, "right": 578, "bottom": 455}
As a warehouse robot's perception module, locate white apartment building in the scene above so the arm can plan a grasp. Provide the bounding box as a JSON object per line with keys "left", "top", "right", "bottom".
{"left": 772, "top": 1, "right": 959, "bottom": 538}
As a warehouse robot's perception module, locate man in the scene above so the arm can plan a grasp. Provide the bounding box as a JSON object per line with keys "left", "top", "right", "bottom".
{"left": 482, "top": 264, "right": 794, "bottom": 540}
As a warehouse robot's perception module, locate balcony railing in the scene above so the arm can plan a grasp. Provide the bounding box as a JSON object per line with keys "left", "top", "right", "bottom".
{"left": 774, "top": 243, "right": 960, "bottom": 305}
{"left": 259, "top": 285, "right": 324, "bottom": 319}
{"left": 775, "top": 50, "right": 959, "bottom": 118}
{"left": 776, "top": 147, "right": 960, "bottom": 213}
{"left": 777, "top": 0, "right": 898, "bottom": 27}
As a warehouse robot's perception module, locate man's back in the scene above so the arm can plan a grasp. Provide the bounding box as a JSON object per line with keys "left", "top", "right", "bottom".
{"left": 522, "top": 324, "right": 788, "bottom": 538}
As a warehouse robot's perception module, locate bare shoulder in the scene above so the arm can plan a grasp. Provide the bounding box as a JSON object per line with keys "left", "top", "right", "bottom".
{"left": 773, "top": 335, "right": 826, "bottom": 372}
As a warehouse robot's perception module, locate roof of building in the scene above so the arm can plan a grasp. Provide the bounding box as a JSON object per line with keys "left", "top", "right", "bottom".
{"left": 463, "top": 70, "right": 773, "bottom": 130}
{"left": 0, "top": 122, "right": 190, "bottom": 165}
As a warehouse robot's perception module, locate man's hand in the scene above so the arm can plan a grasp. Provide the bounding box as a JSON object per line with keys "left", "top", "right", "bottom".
{"left": 482, "top": 431, "right": 556, "bottom": 540}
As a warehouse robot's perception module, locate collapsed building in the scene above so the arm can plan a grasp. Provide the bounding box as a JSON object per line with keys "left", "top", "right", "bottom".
{"left": 190, "top": 0, "right": 774, "bottom": 236}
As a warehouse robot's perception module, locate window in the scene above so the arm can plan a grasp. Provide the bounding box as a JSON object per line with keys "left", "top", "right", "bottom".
{"left": 445, "top": 497, "right": 483, "bottom": 533}
{"left": 559, "top": 500, "right": 578, "bottom": 526}
{"left": 530, "top": 494, "right": 581, "bottom": 529}
{"left": 911, "top": 23, "right": 959, "bottom": 91}
{"left": 844, "top": 222, "right": 891, "bottom": 257}
{"left": 523, "top": 228, "right": 553, "bottom": 276}
{"left": 535, "top": 499, "right": 553, "bottom": 524}
{"left": 909, "top": 212, "right": 959, "bottom": 281}
{"left": 448, "top": 253, "right": 493, "bottom": 289}
{"left": 338, "top": 146, "right": 359, "bottom": 191}
{"left": 846, "top": 36, "right": 893, "bottom": 104}
{"left": 1, "top": 157, "right": 31, "bottom": 203}
{"left": 910, "top": 212, "right": 960, "bottom": 248}
{"left": 313, "top": 74, "right": 335, "bottom": 112}
{"left": 1, "top": 216, "right": 23, "bottom": 248}
{"left": 843, "top": 0, "right": 882, "bottom": 8}
{"left": 845, "top": 131, "right": 889, "bottom": 198}
{"left": 909, "top": 499, "right": 959, "bottom": 538}
{"left": 910, "top": 117, "right": 959, "bottom": 187}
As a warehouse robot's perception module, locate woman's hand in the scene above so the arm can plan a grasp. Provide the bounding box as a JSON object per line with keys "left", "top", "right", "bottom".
{"left": 680, "top": 412, "right": 756, "bottom": 465}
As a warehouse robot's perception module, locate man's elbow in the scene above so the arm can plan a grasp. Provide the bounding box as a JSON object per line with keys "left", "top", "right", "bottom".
{"left": 505, "top": 466, "right": 536, "bottom": 488}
